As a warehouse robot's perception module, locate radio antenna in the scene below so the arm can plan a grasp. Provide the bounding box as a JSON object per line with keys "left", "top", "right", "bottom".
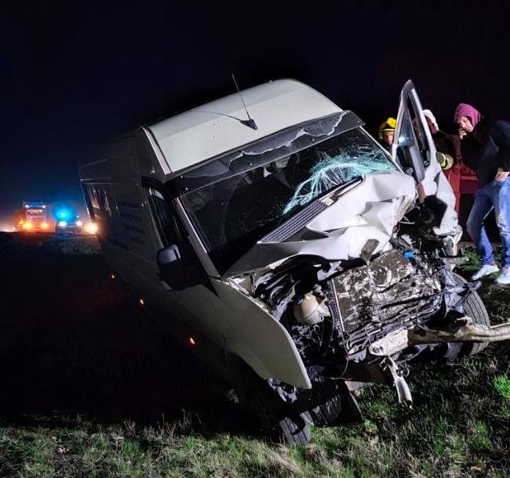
{"left": 231, "top": 73, "right": 258, "bottom": 130}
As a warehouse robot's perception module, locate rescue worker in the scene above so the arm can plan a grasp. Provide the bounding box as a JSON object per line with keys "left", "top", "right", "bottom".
{"left": 423, "top": 109, "right": 458, "bottom": 170}
{"left": 422, "top": 108, "right": 464, "bottom": 216}
{"left": 378, "top": 117, "right": 397, "bottom": 152}
{"left": 455, "top": 103, "right": 510, "bottom": 284}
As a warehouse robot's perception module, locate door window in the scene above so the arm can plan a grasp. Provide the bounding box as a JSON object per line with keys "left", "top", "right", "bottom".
{"left": 393, "top": 81, "right": 436, "bottom": 184}
{"left": 145, "top": 186, "right": 180, "bottom": 246}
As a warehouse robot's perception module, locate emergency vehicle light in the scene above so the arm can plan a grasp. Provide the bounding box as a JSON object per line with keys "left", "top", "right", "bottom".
{"left": 56, "top": 209, "right": 71, "bottom": 220}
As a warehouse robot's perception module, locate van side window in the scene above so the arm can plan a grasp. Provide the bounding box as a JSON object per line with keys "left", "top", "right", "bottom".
{"left": 82, "top": 185, "right": 95, "bottom": 221}
{"left": 146, "top": 187, "right": 179, "bottom": 246}
{"left": 97, "top": 189, "right": 112, "bottom": 216}
{"left": 87, "top": 186, "right": 112, "bottom": 217}
{"left": 87, "top": 186, "right": 100, "bottom": 209}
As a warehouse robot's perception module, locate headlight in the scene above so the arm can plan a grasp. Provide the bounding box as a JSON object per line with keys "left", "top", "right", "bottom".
{"left": 58, "top": 221, "right": 67, "bottom": 227}
{"left": 22, "top": 222, "right": 33, "bottom": 230}
{"left": 85, "top": 223, "right": 98, "bottom": 234}
{"left": 41, "top": 222, "right": 49, "bottom": 229}
{"left": 76, "top": 221, "right": 83, "bottom": 227}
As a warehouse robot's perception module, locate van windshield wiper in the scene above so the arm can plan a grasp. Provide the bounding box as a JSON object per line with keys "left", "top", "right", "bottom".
{"left": 261, "top": 177, "right": 364, "bottom": 243}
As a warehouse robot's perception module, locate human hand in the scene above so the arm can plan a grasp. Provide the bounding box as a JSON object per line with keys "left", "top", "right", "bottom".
{"left": 495, "top": 167, "right": 509, "bottom": 181}
{"left": 458, "top": 128, "right": 467, "bottom": 139}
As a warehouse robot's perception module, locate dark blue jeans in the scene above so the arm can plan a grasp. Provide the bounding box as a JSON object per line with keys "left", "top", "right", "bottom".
{"left": 466, "top": 179, "right": 510, "bottom": 267}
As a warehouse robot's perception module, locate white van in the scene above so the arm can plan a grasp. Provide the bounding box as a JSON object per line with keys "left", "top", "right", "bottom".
{"left": 79, "top": 79, "right": 492, "bottom": 444}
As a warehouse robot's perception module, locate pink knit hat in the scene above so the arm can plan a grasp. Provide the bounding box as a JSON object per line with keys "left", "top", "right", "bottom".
{"left": 454, "top": 103, "right": 482, "bottom": 127}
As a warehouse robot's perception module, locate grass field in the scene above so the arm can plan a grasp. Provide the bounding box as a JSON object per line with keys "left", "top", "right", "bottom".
{"left": 0, "top": 235, "right": 509, "bottom": 477}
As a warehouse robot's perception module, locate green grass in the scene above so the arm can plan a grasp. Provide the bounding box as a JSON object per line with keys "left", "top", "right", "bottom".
{"left": 461, "top": 246, "right": 483, "bottom": 274}
{"left": 3, "top": 346, "right": 509, "bottom": 478}
{"left": 493, "top": 376, "right": 510, "bottom": 400}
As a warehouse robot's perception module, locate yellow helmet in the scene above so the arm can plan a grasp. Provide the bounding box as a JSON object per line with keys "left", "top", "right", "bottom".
{"left": 378, "top": 117, "right": 397, "bottom": 140}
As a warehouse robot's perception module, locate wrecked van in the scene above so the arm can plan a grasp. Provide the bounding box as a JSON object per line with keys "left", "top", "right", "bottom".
{"left": 80, "top": 79, "right": 506, "bottom": 444}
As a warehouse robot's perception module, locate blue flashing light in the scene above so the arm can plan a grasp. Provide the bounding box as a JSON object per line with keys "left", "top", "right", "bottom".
{"left": 57, "top": 209, "right": 70, "bottom": 219}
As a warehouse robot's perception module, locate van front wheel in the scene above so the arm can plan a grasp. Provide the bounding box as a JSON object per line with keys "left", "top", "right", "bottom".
{"left": 230, "top": 357, "right": 313, "bottom": 445}
{"left": 454, "top": 273, "right": 490, "bottom": 356}
{"left": 442, "top": 273, "right": 491, "bottom": 360}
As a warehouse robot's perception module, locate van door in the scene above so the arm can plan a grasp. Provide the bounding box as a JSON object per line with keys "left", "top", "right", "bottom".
{"left": 392, "top": 80, "right": 442, "bottom": 200}
{"left": 392, "top": 80, "right": 459, "bottom": 236}
{"left": 141, "top": 182, "right": 227, "bottom": 365}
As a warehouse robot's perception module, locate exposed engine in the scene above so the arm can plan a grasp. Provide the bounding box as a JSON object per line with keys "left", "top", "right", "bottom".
{"left": 247, "top": 217, "right": 462, "bottom": 372}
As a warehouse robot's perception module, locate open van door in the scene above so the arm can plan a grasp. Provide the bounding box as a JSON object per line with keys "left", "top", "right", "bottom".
{"left": 392, "top": 80, "right": 460, "bottom": 238}
{"left": 392, "top": 80, "right": 441, "bottom": 202}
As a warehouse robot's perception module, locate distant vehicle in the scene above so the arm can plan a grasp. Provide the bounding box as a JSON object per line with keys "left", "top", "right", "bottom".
{"left": 54, "top": 207, "right": 83, "bottom": 234}
{"left": 15, "top": 201, "right": 52, "bottom": 232}
{"left": 79, "top": 79, "right": 505, "bottom": 445}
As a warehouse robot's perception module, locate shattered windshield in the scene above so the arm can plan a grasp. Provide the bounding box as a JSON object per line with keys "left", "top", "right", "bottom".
{"left": 179, "top": 127, "right": 397, "bottom": 274}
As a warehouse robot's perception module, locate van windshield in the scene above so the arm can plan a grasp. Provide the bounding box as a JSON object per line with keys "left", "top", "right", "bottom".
{"left": 26, "top": 209, "right": 46, "bottom": 217}
{"left": 179, "top": 127, "right": 397, "bottom": 274}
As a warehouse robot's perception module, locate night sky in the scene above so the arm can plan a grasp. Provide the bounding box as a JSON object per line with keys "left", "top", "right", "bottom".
{"left": 1, "top": 1, "right": 510, "bottom": 226}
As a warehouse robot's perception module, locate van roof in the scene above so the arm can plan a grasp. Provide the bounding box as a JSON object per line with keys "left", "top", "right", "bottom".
{"left": 146, "top": 79, "right": 342, "bottom": 174}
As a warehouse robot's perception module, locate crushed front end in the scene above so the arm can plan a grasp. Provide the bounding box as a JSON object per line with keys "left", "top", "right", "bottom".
{"left": 228, "top": 198, "right": 490, "bottom": 426}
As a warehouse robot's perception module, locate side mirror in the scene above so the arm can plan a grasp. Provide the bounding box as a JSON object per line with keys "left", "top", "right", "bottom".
{"left": 158, "top": 244, "right": 181, "bottom": 264}
{"left": 157, "top": 244, "right": 205, "bottom": 291}
{"left": 157, "top": 245, "right": 185, "bottom": 290}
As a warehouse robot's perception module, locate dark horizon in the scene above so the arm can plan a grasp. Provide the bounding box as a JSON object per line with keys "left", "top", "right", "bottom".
{"left": 1, "top": 1, "right": 510, "bottom": 225}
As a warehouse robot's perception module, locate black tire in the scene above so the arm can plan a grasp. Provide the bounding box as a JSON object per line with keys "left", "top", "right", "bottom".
{"left": 311, "top": 392, "right": 364, "bottom": 427}
{"left": 311, "top": 394, "right": 343, "bottom": 427}
{"left": 230, "top": 357, "right": 313, "bottom": 446}
{"left": 454, "top": 273, "right": 491, "bottom": 356}
{"left": 278, "top": 412, "right": 312, "bottom": 446}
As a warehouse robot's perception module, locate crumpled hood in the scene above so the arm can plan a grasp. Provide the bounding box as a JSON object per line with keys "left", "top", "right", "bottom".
{"left": 223, "top": 171, "right": 417, "bottom": 277}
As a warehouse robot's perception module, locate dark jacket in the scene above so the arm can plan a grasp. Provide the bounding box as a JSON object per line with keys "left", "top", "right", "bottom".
{"left": 461, "top": 118, "right": 510, "bottom": 187}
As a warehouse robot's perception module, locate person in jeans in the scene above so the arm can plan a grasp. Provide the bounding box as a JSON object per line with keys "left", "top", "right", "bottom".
{"left": 455, "top": 103, "right": 510, "bottom": 284}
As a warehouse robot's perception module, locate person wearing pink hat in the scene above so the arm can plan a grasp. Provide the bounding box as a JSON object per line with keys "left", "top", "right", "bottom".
{"left": 455, "top": 103, "right": 510, "bottom": 284}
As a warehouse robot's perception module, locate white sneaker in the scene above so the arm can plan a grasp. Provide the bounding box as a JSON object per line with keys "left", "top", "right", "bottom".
{"left": 496, "top": 266, "right": 510, "bottom": 285}
{"left": 471, "top": 264, "right": 499, "bottom": 280}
